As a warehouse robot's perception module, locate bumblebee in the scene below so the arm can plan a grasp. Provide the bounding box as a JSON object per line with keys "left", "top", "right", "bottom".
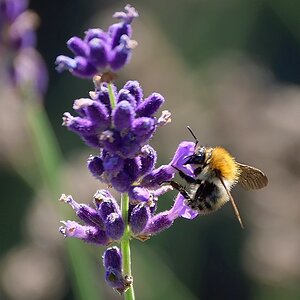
{"left": 169, "top": 127, "right": 268, "bottom": 228}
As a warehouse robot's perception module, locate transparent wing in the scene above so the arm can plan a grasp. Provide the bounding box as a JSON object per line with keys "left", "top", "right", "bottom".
{"left": 237, "top": 163, "right": 268, "bottom": 190}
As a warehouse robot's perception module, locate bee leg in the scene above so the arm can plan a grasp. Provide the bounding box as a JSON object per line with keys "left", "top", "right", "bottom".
{"left": 171, "top": 165, "right": 199, "bottom": 184}
{"left": 218, "top": 175, "right": 244, "bottom": 229}
{"left": 193, "top": 167, "right": 203, "bottom": 177}
{"left": 165, "top": 180, "right": 191, "bottom": 200}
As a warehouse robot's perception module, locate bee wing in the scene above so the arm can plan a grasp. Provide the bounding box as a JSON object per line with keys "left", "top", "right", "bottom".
{"left": 237, "top": 163, "right": 268, "bottom": 190}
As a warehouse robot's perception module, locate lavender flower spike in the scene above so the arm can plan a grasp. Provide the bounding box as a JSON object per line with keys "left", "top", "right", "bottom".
{"left": 56, "top": 5, "right": 215, "bottom": 298}
{"left": 55, "top": 5, "right": 138, "bottom": 78}
{"left": 63, "top": 79, "right": 169, "bottom": 194}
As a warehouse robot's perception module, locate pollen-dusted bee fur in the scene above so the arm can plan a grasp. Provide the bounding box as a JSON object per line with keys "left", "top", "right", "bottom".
{"left": 169, "top": 127, "right": 268, "bottom": 228}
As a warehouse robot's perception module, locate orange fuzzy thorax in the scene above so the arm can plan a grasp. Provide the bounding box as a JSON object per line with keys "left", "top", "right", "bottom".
{"left": 209, "top": 147, "right": 240, "bottom": 181}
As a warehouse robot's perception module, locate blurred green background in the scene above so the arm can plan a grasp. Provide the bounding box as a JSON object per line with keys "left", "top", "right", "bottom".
{"left": 1, "top": 0, "right": 300, "bottom": 299}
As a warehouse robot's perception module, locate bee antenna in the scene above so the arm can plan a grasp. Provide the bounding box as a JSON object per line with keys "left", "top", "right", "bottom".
{"left": 187, "top": 126, "right": 198, "bottom": 148}
{"left": 218, "top": 176, "right": 244, "bottom": 229}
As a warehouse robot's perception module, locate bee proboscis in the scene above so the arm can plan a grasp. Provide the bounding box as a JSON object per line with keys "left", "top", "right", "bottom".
{"left": 169, "top": 127, "right": 268, "bottom": 228}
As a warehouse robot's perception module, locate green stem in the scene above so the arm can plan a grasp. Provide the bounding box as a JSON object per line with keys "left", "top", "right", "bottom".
{"left": 108, "top": 82, "right": 135, "bottom": 299}
{"left": 108, "top": 82, "right": 116, "bottom": 109}
{"left": 121, "top": 193, "right": 135, "bottom": 300}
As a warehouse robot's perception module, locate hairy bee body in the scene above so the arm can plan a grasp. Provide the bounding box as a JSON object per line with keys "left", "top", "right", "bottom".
{"left": 185, "top": 147, "right": 240, "bottom": 214}
{"left": 170, "top": 132, "right": 268, "bottom": 227}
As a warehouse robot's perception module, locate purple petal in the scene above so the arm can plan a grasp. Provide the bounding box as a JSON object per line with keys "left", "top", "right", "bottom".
{"left": 129, "top": 203, "right": 150, "bottom": 235}
{"left": 88, "top": 37, "right": 108, "bottom": 68}
{"left": 123, "top": 158, "right": 140, "bottom": 182}
{"left": 94, "top": 190, "right": 121, "bottom": 220}
{"left": 112, "top": 100, "right": 134, "bottom": 131}
{"left": 117, "top": 88, "right": 136, "bottom": 108}
{"left": 128, "top": 186, "right": 150, "bottom": 202}
{"left": 108, "top": 17, "right": 131, "bottom": 48}
{"left": 87, "top": 156, "right": 104, "bottom": 179}
{"left": 119, "top": 132, "right": 140, "bottom": 158}
{"left": 111, "top": 170, "right": 133, "bottom": 193}
{"left": 123, "top": 80, "right": 143, "bottom": 106}
{"left": 142, "top": 212, "right": 173, "bottom": 235}
{"left": 139, "top": 145, "right": 157, "bottom": 176}
{"left": 105, "top": 213, "right": 125, "bottom": 240}
{"left": 55, "top": 55, "right": 77, "bottom": 73}
{"left": 103, "top": 153, "right": 124, "bottom": 173}
{"left": 59, "top": 221, "right": 110, "bottom": 245}
{"left": 72, "top": 56, "right": 97, "bottom": 78}
{"left": 59, "top": 194, "right": 104, "bottom": 227}
{"left": 170, "top": 141, "right": 195, "bottom": 177}
{"left": 84, "top": 28, "right": 108, "bottom": 42}
{"left": 105, "top": 267, "right": 125, "bottom": 290}
{"left": 85, "top": 101, "right": 110, "bottom": 131}
{"left": 101, "top": 130, "right": 123, "bottom": 154}
{"left": 169, "top": 194, "right": 199, "bottom": 220}
{"left": 67, "top": 37, "right": 90, "bottom": 57}
{"left": 103, "top": 246, "right": 122, "bottom": 270}
{"left": 92, "top": 84, "right": 112, "bottom": 113}
{"left": 109, "top": 35, "right": 134, "bottom": 71}
{"left": 136, "top": 92, "right": 164, "bottom": 117}
{"left": 62, "top": 112, "right": 95, "bottom": 135}
{"left": 140, "top": 165, "right": 174, "bottom": 189}
{"left": 132, "top": 117, "right": 155, "bottom": 137}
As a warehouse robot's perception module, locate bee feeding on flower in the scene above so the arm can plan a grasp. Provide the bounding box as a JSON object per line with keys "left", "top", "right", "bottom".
{"left": 167, "top": 126, "right": 268, "bottom": 229}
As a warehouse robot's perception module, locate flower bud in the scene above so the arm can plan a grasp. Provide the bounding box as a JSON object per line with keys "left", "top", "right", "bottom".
{"left": 113, "top": 100, "right": 134, "bottom": 131}
{"left": 88, "top": 38, "right": 108, "bottom": 68}
{"left": 62, "top": 112, "right": 94, "bottom": 135}
{"left": 132, "top": 117, "right": 155, "bottom": 137}
{"left": 94, "top": 190, "right": 121, "bottom": 219}
{"left": 136, "top": 92, "right": 164, "bottom": 117}
{"left": 105, "top": 267, "right": 125, "bottom": 290}
{"left": 139, "top": 145, "right": 157, "bottom": 176}
{"left": 129, "top": 203, "right": 150, "bottom": 235}
{"left": 111, "top": 171, "right": 133, "bottom": 193}
{"left": 105, "top": 213, "right": 125, "bottom": 240}
{"left": 123, "top": 80, "right": 143, "bottom": 106}
{"left": 109, "top": 35, "right": 134, "bottom": 71}
{"left": 103, "top": 246, "right": 122, "bottom": 270}
{"left": 88, "top": 156, "right": 104, "bottom": 178}
{"left": 67, "top": 37, "right": 90, "bottom": 57}
{"left": 117, "top": 88, "right": 136, "bottom": 107}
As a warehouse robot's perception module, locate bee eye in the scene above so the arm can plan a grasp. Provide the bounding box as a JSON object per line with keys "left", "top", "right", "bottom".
{"left": 194, "top": 152, "right": 205, "bottom": 164}
{"left": 184, "top": 148, "right": 206, "bottom": 165}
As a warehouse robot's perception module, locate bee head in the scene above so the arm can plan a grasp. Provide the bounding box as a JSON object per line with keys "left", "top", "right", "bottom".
{"left": 184, "top": 146, "right": 206, "bottom": 166}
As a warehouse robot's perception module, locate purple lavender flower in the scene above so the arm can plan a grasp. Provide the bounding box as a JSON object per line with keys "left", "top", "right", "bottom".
{"left": 64, "top": 79, "right": 171, "bottom": 194}
{"left": 59, "top": 221, "right": 110, "bottom": 246}
{"left": 59, "top": 191, "right": 125, "bottom": 244}
{"left": 55, "top": 5, "right": 138, "bottom": 78}
{"left": 57, "top": 5, "right": 208, "bottom": 297}
{"left": 0, "top": 0, "right": 48, "bottom": 94}
{"left": 127, "top": 141, "right": 199, "bottom": 239}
